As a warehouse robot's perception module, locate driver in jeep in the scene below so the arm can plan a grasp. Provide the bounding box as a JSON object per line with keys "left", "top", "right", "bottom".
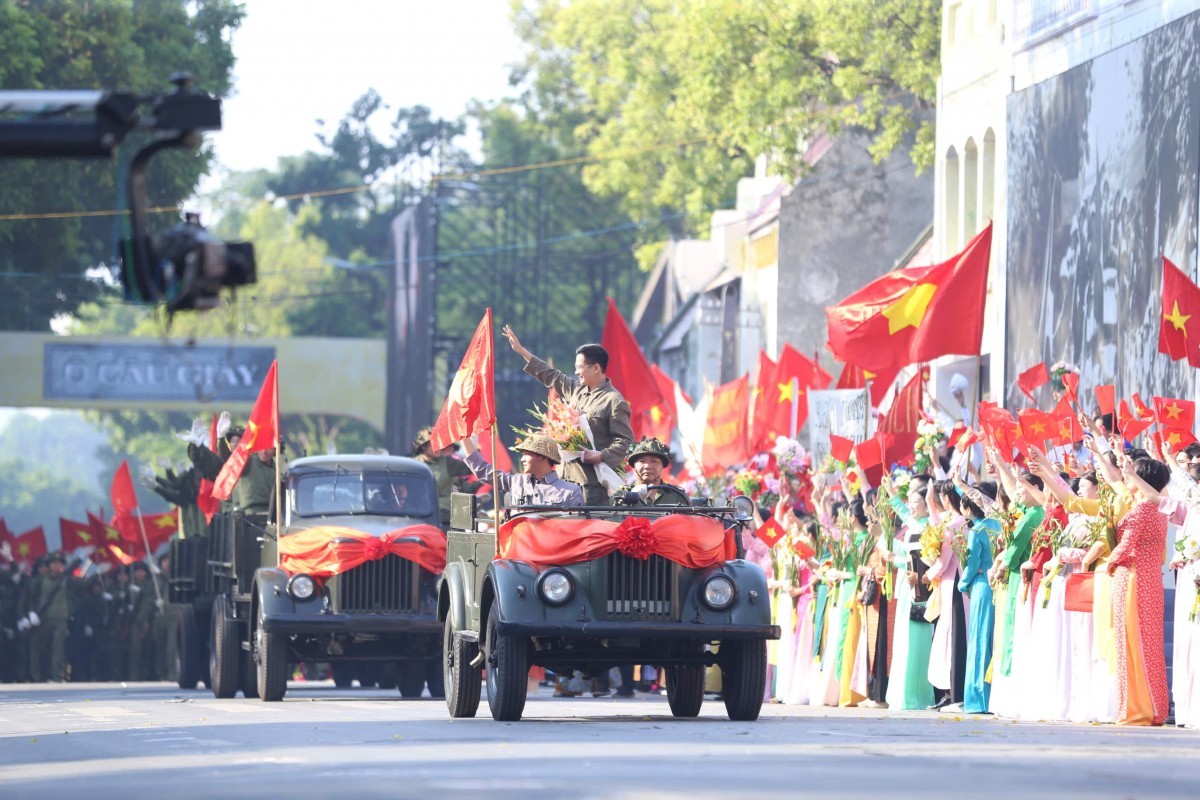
{"left": 615, "top": 437, "right": 690, "bottom": 507}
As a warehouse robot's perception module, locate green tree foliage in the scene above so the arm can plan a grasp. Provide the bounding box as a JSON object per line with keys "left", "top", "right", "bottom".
{"left": 512, "top": 0, "right": 939, "bottom": 235}
{"left": 0, "top": 0, "right": 244, "bottom": 331}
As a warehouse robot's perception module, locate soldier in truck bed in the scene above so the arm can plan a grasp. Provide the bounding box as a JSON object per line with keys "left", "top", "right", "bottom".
{"left": 188, "top": 424, "right": 275, "bottom": 515}
{"left": 412, "top": 426, "right": 484, "bottom": 527}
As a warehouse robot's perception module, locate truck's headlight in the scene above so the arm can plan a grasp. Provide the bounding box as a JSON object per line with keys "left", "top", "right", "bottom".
{"left": 288, "top": 574, "right": 316, "bottom": 600}
{"left": 702, "top": 575, "right": 736, "bottom": 610}
{"left": 538, "top": 569, "right": 574, "bottom": 606}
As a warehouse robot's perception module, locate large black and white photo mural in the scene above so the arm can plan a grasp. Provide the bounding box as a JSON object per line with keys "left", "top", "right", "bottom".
{"left": 1005, "top": 11, "right": 1200, "bottom": 408}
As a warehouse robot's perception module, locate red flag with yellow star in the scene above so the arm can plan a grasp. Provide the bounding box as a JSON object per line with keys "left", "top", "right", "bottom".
{"left": 639, "top": 364, "right": 680, "bottom": 445}
{"left": 1152, "top": 396, "right": 1196, "bottom": 431}
{"left": 836, "top": 362, "right": 900, "bottom": 406}
{"left": 1018, "top": 408, "right": 1056, "bottom": 448}
{"left": 59, "top": 517, "right": 95, "bottom": 552}
{"left": 113, "top": 511, "right": 178, "bottom": 552}
{"left": 1154, "top": 427, "right": 1198, "bottom": 452}
{"left": 430, "top": 312, "right": 495, "bottom": 451}
{"left": 749, "top": 351, "right": 779, "bottom": 453}
{"left": 878, "top": 371, "right": 925, "bottom": 467}
{"left": 1117, "top": 400, "right": 1152, "bottom": 441}
{"left": 702, "top": 375, "right": 750, "bottom": 475}
{"left": 759, "top": 345, "right": 833, "bottom": 442}
{"left": 1159, "top": 257, "right": 1200, "bottom": 367}
{"left": 825, "top": 223, "right": 992, "bottom": 371}
{"left": 14, "top": 526, "right": 47, "bottom": 564}
{"left": 214, "top": 360, "right": 279, "bottom": 500}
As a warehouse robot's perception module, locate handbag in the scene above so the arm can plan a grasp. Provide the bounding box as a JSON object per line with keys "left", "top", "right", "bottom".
{"left": 909, "top": 600, "right": 930, "bottom": 623}
{"left": 1064, "top": 571, "right": 1095, "bottom": 613}
{"left": 859, "top": 576, "right": 879, "bottom": 606}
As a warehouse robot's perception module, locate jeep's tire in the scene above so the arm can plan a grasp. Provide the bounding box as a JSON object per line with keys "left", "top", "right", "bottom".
{"left": 176, "top": 604, "right": 202, "bottom": 690}
{"left": 331, "top": 662, "right": 353, "bottom": 688}
{"left": 721, "top": 639, "right": 767, "bottom": 721}
{"left": 240, "top": 644, "right": 259, "bottom": 699}
{"left": 398, "top": 662, "right": 426, "bottom": 698}
{"left": 443, "top": 614, "right": 481, "bottom": 718}
{"left": 485, "top": 606, "right": 528, "bottom": 721}
{"left": 209, "top": 594, "right": 240, "bottom": 699}
{"left": 255, "top": 600, "right": 288, "bottom": 702}
{"left": 425, "top": 656, "right": 445, "bottom": 699}
{"left": 377, "top": 662, "right": 399, "bottom": 690}
{"left": 666, "top": 664, "right": 706, "bottom": 717}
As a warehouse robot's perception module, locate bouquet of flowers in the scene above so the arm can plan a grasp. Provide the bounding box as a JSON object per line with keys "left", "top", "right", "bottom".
{"left": 919, "top": 520, "right": 946, "bottom": 566}
{"left": 949, "top": 527, "right": 970, "bottom": 571}
{"left": 889, "top": 466, "right": 913, "bottom": 501}
{"left": 1086, "top": 480, "right": 1120, "bottom": 552}
{"left": 773, "top": 436, "right": 811, "bottom": 478}
{"left": 733, "top": 468, "right": 764, "bottom": 499}
{"left": 513, "top": 395, "right": 590, "bottom": 453}
{"left": 913, "top": 419, "right": 946, "bottom": 474}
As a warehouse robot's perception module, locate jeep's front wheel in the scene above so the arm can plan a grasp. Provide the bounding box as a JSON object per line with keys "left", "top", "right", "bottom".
{"left": 666, "top": 664, "right": 706, "bottom": 717}
{"left": 255, "top": 600, "right": 288, "bottom": 702}
{"left": 443, "top": 614, "right": 481, "bottom": 717}
{"left": 209, "top": 594, "right": 240, "bottom": 699}
{"left": 720, "top": 638, "right": 767, "bottom": 721}
{"left": 484, "top": 606, "right": 528, "bottom": 721}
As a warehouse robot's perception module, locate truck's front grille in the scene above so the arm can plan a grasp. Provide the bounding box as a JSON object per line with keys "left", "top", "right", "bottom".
{"left": 336, "top": 555, "right": 416, "bottom": 614}
{"left": 603, "top": 553, "right": 675, "bottom": 621}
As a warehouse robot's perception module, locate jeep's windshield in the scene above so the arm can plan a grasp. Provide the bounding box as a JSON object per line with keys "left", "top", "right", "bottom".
{"left": 292, "top": 470, "right": 435, "bottom": 518}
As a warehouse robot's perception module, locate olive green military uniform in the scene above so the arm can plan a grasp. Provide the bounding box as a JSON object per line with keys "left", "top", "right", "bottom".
{"left": 524, "top": 356, "right": 634, "bottom": 505}
{"left": 419, "top": 454, "right": 482, "bottom": 526}
{"left": 230, "top": 456, "right": 276, "bottom": 515}
{"left": 128, "top": 574, "right": 159, "bottom": 680}
{"left": 70, "top": 579, "right": 108, "bottom": 681}
{"left": 28, "top": 569, "right": 84, "bottom": 682}
{"left": 0, "top": 566, "right": 21, "bottom": 682}
{"left": 153, "top": 594, "right": 182, "bottom": 681}
{"left": 621, "top": 436, "right": 688, "bottom": 507}
{"left": 106, "top": 576, "right": 134, "bottom": 680}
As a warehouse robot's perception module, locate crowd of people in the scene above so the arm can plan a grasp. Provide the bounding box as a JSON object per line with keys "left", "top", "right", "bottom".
{"left": 1, "top": 554, "right": 177, "bottom": 684}
{"left": 742, "top": 410, "right": 1198, "bottom": 729}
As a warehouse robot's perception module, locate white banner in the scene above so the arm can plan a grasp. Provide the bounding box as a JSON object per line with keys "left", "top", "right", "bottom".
{"left": 808, "top": 388, "right": 869, "bottom": 464}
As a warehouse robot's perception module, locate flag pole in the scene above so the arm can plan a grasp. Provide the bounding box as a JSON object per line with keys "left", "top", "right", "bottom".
{"left": 274, "top": 365, "right": 283, "bottom": 556}
{"left": 789, "top": 377, "right": 800, "bottom": 439}
{"left": 134, "top": 507, "right": 163, "bottom": 608}
{"left": 492, "top": 422, "right": 500, "bottom": 557}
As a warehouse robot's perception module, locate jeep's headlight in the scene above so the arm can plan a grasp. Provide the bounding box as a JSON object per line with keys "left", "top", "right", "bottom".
{"left": 538, "top": 569, "right": 574, "bottom": 606}
{"left": 731, "top": 494, "right": 755, "bottom": 522}
{"left": 288, "top": 574, "right": 316, "bottom": 600}
{"left": 702, "top": 575, "right": 736, "bottom": 610}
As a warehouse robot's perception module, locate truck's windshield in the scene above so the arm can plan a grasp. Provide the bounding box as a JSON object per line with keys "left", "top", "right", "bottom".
{"left": 292, "top": 471, "right": 435, "bottom": 518}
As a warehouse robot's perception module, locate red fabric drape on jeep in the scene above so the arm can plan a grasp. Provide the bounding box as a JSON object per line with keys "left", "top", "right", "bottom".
{"left": 497, "top": 514, "right": 734, "bottom": 570}
{"left": 277, "top": 525, "right": 447, "bottom": 577}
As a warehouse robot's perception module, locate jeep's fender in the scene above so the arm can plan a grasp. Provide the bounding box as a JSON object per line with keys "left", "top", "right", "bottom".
{"left": 437, "top": 561, "right": 471, "bottom": 630}
{"left": 253, "top": 566, "right": 299, "bottom": 619}
{"left": 719, "top": 559, "right": 774, "bottom": 627}
{"left": 482, "top": 559, "right": 544, "bottom": 624}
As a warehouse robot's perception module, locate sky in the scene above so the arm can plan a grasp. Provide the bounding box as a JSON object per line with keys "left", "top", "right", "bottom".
{"left": 209, "top": 0, "right": 527, "bottom": 175}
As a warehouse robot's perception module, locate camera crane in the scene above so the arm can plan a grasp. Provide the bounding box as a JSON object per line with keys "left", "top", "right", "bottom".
{"left": 0, "top": 73, "right": 256, "bottom": 313}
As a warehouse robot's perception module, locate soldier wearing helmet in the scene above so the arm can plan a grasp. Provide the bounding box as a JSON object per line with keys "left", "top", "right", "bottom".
{"left": 460, "top": 433, "right": 583, "bottom": 508}
{"left": 412, "top": 426, "right": 483, "bottom": 526}
{"left": 618, "top": 437, "right": 690, "bottom": 507}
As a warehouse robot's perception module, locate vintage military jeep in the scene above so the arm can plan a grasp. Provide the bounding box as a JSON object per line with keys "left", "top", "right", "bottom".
{"left": 437, "top": 494, "right": 779, "bottom": 721}
{"left": 170, "top": 454, "right": 446, "bottom": 701}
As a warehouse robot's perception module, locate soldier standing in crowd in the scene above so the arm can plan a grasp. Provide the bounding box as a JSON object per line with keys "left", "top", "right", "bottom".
{"left": 501, "top": 328, "right": 634, "bottom": 505}
{"left": 24, "top": 553, "right": 86, "bottom": 682}
{"left": 0, "top": 562, "right": 22, "bottom": 682}
{"left": 106, "top": 566, "right": 133, "bottom": 680}
{"left": 153, "top": 554, "right": 181, "bottom": 682}
{"left": 412, "top": 426, "right": 483, "bottom": 526}
{"left": 128, "top": 561, "right": 158, "bottom": 681}
{"left": 70, "top": 576, "right": 108, "bottom": 682}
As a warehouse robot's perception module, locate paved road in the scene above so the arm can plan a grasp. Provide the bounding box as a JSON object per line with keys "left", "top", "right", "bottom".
{"left": 1, "top": 682, "right": 1197, "bottom": 799}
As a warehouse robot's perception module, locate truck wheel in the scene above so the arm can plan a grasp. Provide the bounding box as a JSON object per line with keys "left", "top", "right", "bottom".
{"left": 176, "top": 604, "right": 202, "bottom": 690}
{"left": 209, "top": 594, "right": 240, "bottom": 699}
{"left": 444, "top": 615, "right": 481, "bottom": 717}
{"left": 255, "top": 600, "right": 288, "bottom": 701}
{"left": 485, "top": 606, "right": 528, "bottom": 721}
{"left": 377, "top": 662, "right": 399, "bottom": 690}
{"left": 666, "top": 664, "right": 706, "bottom": 717}
{"left": 398, "top": 662, "right": 425, "bottom": 698}
{"left": 425, "top": 656, "right": 445, "bottom": 699}
{"left": 721, "top": 639, "right": 767, "bottom": 721}
{"left": 331, "top": 662, "right": 353, "bottom": 688}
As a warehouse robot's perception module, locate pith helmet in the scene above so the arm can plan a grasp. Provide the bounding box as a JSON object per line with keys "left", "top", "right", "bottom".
{"left": 411, "top": 426, "right": 433, "bottom": 455}
{"left": 515, "top": 434, "right": 562, "bottom": 465}
{"left": 627, "top": 436, "right": 671, "bottom": 467}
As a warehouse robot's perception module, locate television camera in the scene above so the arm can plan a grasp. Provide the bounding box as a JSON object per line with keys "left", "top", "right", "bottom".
{"left": 0, "top": 74, "right": 256, "bottom": 313}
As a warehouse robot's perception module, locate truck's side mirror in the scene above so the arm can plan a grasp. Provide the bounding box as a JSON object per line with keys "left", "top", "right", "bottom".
{"left": 449, "top": 491, "right": 477, "bottom": 531}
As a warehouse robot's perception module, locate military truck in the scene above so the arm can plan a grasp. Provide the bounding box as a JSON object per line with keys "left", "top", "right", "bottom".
{"left": 169, "top": 454, "right": 445, "bottom": 701}
{"left": 437, "top": 494, "right": 779, "bottom": 722}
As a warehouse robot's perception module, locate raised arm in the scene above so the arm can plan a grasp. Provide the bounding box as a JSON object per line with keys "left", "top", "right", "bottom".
{"left": 461, "top": 443, "right": 512, "bottom": 496}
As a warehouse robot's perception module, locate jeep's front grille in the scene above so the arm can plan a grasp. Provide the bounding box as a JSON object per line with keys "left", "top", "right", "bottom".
{"left": 604, "top": 553, "right": 675, "bottom": 621}
{"left": 336, "top": 555, "right": 417, "bottom": 614}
